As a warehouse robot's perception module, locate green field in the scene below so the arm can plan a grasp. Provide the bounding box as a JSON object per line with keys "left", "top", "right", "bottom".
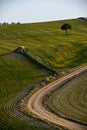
{"left": 0, "top": 18, "right": 87, "bottom": 69}
{"left": 47, "top": 71, "right": 87, "bottom": 125}
{"left": 0, "top": 53, "right": 55, "bottom": 130}
{"left": 0, "top": 18, "right": 87, "bottom": 130}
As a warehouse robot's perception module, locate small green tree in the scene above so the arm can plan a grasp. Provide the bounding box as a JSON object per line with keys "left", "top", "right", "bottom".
{"left": 61, "top": 23, "right": 72, "bottom": 35}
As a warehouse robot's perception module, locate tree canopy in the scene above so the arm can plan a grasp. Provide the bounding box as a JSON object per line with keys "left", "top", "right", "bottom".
{"left": 61, "top": 23, "right": 72, "bottom": 35}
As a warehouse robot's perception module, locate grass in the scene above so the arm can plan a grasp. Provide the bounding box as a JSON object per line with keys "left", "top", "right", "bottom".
{"left": 47, "top": 71, "right": 87, "bottom": 125}
{"left": 0, "top": 18, "right": 87, "bottom": 130}
{"left": 0, "top": 53, "right": 57, "bottom": 130}
{"left": 0, "top": 53, "right": 48, "bottom": 102}
{"left": 0, "top": 18, "right": 87, "bottom": 69}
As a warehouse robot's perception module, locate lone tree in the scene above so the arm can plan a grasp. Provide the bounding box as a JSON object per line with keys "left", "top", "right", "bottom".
{"left": 61, "top": 23, "right": 72, "bottom": 35}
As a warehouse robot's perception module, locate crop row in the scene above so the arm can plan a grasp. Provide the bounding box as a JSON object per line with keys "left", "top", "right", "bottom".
{"left": 48, "top": 71, "right": 87, "bottom": 125}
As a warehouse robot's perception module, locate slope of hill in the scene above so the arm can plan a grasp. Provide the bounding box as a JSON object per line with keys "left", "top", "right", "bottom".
{"left": 0, "top": 53, "right": 54, "bottom": 130}
{"left": 0, "top": 18, "right": 87, "bottom": 70}
{"left": 47, "top": 71, "right": 87, "bottom": 125}
{"left": 0, "top": 18, "right": 87, "bottom": 130}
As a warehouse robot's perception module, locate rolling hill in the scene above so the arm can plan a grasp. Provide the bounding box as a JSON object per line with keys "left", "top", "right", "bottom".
{"left": 0, "top": 18, "right": 87, "bottom": 130}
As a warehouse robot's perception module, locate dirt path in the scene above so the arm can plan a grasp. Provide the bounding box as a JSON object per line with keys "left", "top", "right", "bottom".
{"left": 27, "top": 66, "right": 87, "bottom": 130}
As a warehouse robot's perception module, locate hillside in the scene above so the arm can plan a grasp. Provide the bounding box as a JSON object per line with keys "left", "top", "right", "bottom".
{"left": 48, "top": 71, "right": 87, "bottom": 125}
{"left": 0, "top": 18, "right": 87, "bottom": 70}
{"left": 0, "top": 18, "right": 87, "bottom": 130}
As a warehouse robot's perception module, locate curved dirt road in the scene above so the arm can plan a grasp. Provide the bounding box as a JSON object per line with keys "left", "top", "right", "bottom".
{"left": 27, "top": 66, "right": 87, "bottom": 130}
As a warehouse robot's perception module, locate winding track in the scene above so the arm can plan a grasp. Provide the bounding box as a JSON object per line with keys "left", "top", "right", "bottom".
{"left": 27, "top": 66, "right": 87, "bottom": 130}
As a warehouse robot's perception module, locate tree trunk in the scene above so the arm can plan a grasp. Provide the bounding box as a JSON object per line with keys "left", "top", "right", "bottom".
{"left": 66, "top": 29, "right": 67, "bottom": 35}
